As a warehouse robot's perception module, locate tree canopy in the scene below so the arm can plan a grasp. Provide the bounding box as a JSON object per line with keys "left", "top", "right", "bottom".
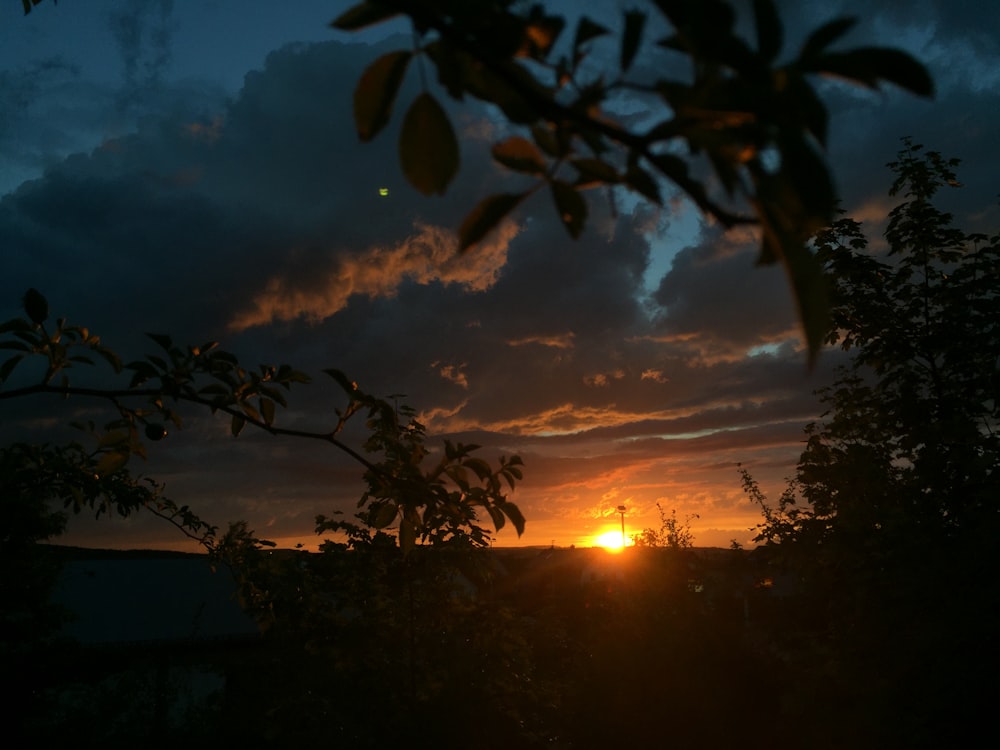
{"left": 742, "top": 139, "right": 999, "bottom": 747}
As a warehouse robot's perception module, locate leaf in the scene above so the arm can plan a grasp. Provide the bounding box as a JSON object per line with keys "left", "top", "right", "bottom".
{"left": 231, "top": 414, "right": 246, "bottom": 437}
{"left": 399, "top": 92, "right": 459, "bottom": 195}
{"left": 0, "top": 318, "right": 33, "bottom": 334}
{"left": 260, "top": 397, "right": 276, "bottom": 427}
{"left": 798, "top": 17, "right": 857, "bottom": 61}
{"left": 571, "top": 158, "right": 620, "bottom": 186}
{"left": 487, "top": 504, "right": 506, "bottom": 532}
{"left": 491, "top": 136, "right": 547, "bottom": 174}
{"left": 0, "top": 355, "right": 23, "bottom": 381}
{"left": 624, "top": 163, "right": 662, "bottom": 203}
{"left": 531, "top": 124, "right": 564, "bottom": 157}
{"left": 752, "top": 0, "right": 783, "bottom": 62}
{"left": 463, "top": 457, "right": 492, "bottom": 482}
{"left": 621, "top": 11, "right": 646, "bottom": 72}
{"left": 573, "top": 16, "right": 609, "bottom": 59}
{"left": 95, "top": 347, "right": 123, "bottom": 372}
{"left": 331, "top": 2, "right": 401, "bottom": 31}
{"left": 757, "top": 205, "right": 831, "bottom": 366}
{"left": 810, "top": 48, "right": 934, "bottom": 97}
{"left": 372, "top": 501, "right": 398, "bottom": 529}
{"left": 550, "top": 181, "right": 588, "bottom": 239}
{"left": 95, "top": 451, "right": 128, "bottom": 477}
{"left": 22, "top": 288, "right": 48, "bottom": 325}
{"left": 459, "top": 191, "right": 529, "bottom": 251}
{"left": 147, "top": 333, "right": 173, "bottom": 352}
{"left": 324, "top": 368, "right": 358, "bottom": 394}
{"left": 241, "top": 401, "right": 261, "bottom": 422}
{"left": 501, "top": 501, "right": 526, "bottom": 536}
{"left": 0, "top": 340, "right": 31, "bottom": 352}
{"left": 353, "top": 50, "right": 412, "bottom": 142}
{"left": 98, "top": 430, "right": 130, "bottom": 448}
{"left": 399, "top": 517, "right": 417, "bottom": 555}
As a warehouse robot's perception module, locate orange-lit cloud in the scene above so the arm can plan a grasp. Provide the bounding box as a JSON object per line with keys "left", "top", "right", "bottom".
{"left": 229, "top": 220, "right": 519, "bottom": 330}
{"left": 506, "top": 333, "right": 575, "bottom": 349}
{"left": 436, "top": 363, "right": 469, "bottom": 389}
{"left": 583, "top": 369, "right": 625, "bottom": 387}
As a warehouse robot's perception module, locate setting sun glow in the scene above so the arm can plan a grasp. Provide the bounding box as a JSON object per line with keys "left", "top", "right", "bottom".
{"left": 593, "top": 530, "right": 628, "bottom": 551}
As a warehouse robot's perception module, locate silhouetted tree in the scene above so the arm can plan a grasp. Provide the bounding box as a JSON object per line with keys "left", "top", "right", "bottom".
{"left": 744, "top": 139, "right": 1000, "bottom": 748}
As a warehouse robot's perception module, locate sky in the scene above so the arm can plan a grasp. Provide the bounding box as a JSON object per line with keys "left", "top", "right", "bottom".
{"left": 1, "top": 0, "right": 997, "bottom": 551}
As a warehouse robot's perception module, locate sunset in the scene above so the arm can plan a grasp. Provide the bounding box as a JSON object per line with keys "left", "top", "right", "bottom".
{"left": 2, "top": 0, "right": 995, "bottom": 554}
{"left": 2, "top": 0, "right": 998, "bottom": 746}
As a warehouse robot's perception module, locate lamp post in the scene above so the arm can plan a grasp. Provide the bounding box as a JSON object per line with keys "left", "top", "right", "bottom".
{"left": 617, "top": 505, "right": 627, "bottom": 548}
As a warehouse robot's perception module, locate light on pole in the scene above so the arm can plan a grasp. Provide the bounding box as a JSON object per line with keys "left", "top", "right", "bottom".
{"left": 617, "top": 505, "right": 627, "bottom": 548}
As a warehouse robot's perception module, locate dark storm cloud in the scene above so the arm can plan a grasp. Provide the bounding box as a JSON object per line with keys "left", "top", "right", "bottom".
{"left": 108, "top": 0, "right": 175, "bottom": 113}
{"left": 651, "top": 226, "right": 798, "bottom": 356}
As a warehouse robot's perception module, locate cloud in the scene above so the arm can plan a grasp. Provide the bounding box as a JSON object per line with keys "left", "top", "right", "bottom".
{"left": 229, "top": 220, "right": 519, "bottom": 330}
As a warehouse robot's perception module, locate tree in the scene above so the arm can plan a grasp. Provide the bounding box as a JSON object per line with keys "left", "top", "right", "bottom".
{"left": 631, "top": 502, "right": 697, "bottom": 549}
{"left": 0, "top": 290, "right": 526, "bottom": 556}
{"left": 0, "top": 290, "right": 531, "bottom": 743}
{"left": 742, "top": 140, "right": 1000, "bottom": 748}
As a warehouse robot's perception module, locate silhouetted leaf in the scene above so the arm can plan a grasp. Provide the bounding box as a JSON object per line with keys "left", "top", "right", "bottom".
{"left": 573, "top": 15, "right": 609, "bottom": 63}
{"left": 0, "top": 318, "right": 33, "bottom": 334}
{"left": 399, "top": 93, "right": 459, "bottom": 195}
{"left": 501, "top": 501, "right": 526, "bottom": 536}
{"left": 492, "top": 136, "right": 547, "bottom": 174}
{"left": 757, "top": 205, "right": 830, "bottom": 365}
{"left": 331, "top": 1, "right": 400, "bottom": 31}
{"left": 353, "top": 50, "right": 412, "bottom": 142}
{"left": 324, "top": 368, "right": 358, "bottom": 394}
{"left": 810, "top": 48, "right": 933, "bottom": 97}
{"left": 571, "top": 158, "right": 620, "bottom": 187}
{"left": 550, "top": 181, "right": 587, "bottom": 238}
{"left": 459, "top": 191, "right": 529, "bottom": 251}
{"left": 22, "top": 288, "right": 48, "bottom": 325}
{"left": 372, "top": 502, "right": 398, "bottom": 529}
{"left": 147, "top": 333, "right": 173, "bottom": 352}
{"left": 784, "top": 71, "right": 829, "bottom": 145}
{"left": 399, "top": 517, "right": 416, "bottom": 555}
{"left": 621, "top": 11, "right": 646, "bottom": 72}
{"left": 463, "top": 457, "right": 492, "bottom": 481}
{"left": 487, "top": 504, "right": 506, "bottom": 531}
{"left": 530, "top": 124, "right": 564, "bottom": 157}
{"left": 95, "top": 451, "right": 128, "bottom": 477}
{"left": 0, "top": 354, "right": 23, "bottom": 381}
{"left": 624, "top": 164, "right": 662, "bottom": 203}
{"left": 260, "top": 397, "right": 275, "bottom": 426}
{"left": 231, "top": 414, "right": 246, "bottom": 437}
{"left": 752, "top": 0, "right": 783, "bottom": 62}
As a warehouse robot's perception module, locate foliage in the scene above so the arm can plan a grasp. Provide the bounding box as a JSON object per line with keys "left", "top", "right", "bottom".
{"left": 334, "top": 0, "right": 933, "bottom": 360}
{"left": 631, "top": 502, "right": 697, "bottom": 549}
{"left": 742, "top": 140, "right": 1000, "bottom": 747}
{"left": 0, "top": 290, "right": 525, "bottom": 555}
{"left": 752, "top": 139, "right": 999, "bottom": 549}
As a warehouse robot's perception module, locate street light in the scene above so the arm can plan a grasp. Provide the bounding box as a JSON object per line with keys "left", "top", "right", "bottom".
{"left": 617, "top": 505, "right": 627, "bottom": 548}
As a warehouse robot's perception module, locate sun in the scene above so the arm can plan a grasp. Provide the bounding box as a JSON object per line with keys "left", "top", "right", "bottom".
{"left": 593, "top": 530, "right": 627, "bottom": 551}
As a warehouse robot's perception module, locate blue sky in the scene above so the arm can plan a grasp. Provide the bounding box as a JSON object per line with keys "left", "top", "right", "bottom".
{"left": 1, "top": 0, "right": 997, "bottom": 550}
